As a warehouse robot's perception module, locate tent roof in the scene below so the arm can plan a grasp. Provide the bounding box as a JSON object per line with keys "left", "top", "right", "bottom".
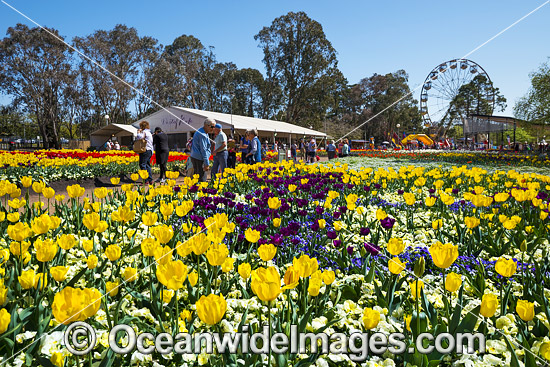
{"left": 90, "top": 123, "right": 137, "bottom": 136}
{"left": 139, "top": 107, "right": 327, "bottom": 137}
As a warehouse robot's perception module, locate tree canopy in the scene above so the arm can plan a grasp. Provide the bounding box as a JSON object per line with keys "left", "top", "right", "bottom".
{"left": 514, "top": 59, "right": 550, "bottom": 125}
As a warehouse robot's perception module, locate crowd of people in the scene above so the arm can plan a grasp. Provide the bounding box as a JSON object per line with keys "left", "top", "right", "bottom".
{"left": 134, "top": 118, "right": 357, "bottom": 184}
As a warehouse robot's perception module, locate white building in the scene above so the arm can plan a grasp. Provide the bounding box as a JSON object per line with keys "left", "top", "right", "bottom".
{"left": 132, "top": 106, "right": 327, "bottom": 150}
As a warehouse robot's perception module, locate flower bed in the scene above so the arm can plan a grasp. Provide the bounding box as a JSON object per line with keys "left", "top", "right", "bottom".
{"left": 355, "top": 150, "right": 550, "bottom": 167}
{"left": 0, "top": 160, "right": 549, "bottom": 366}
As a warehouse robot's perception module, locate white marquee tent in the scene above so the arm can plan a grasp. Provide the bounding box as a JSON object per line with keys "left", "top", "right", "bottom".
{"left": 90, "top": 123, "right": 138, "bottom": 149}
{"left": 132, "top": 106, "right": 327, "bottom": 150}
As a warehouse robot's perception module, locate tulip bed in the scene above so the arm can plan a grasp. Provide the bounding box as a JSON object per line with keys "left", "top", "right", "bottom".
{"left": 0, "top": 159, "right": 550, "bottom": 366}
{"left": 355, "top": 150, "right": 550, "bottom": 168}
{"left": 0, "top": 150, "right": 281, "bottom": 184}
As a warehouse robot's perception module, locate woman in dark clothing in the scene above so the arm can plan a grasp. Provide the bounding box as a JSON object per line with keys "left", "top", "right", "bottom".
{"left": 153, "top": 127, "right": 170, "bottom": 183}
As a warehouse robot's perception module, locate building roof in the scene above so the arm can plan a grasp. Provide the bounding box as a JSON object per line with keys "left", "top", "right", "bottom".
{"left": 134, "top": 107, "right": 327, "bottom": 138}
{"left": 90, "top": 123, "right": 138, "bottom": 137}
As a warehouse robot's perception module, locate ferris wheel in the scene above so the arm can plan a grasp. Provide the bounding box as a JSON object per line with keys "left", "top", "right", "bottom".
{"left": 420, "top": 59, "right": 495, "bottom": 127}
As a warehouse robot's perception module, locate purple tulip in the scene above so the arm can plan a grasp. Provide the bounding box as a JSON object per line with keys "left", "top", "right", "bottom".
{"left": 380, "top": 217, "right": 396, "bottom": 229}
{"left": 327, "top": 230, "right": 337, "bottom": 239}
{"left": 346, "top": 246, "right": 354, "bottom": 255}
{"left": 364, "top": 242, "right": 380, "bottom": 255}
{"left": 333, "top": 239, "right": 342, "bottom": 248}
{"left": 359, "top": 227, "right": 371, "bottom": 236}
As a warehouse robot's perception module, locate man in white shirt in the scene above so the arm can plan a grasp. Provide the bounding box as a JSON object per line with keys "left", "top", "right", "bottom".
{"left": 211, "top": 123, "right": 228, "bottom": 177}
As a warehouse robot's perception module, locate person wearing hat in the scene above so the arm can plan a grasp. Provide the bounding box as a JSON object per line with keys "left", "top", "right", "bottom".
{"left": 211, "top": 123, "right": 228, "bottom": 177}
{"left": 153, "top": 127, "right": 170, "bottom": 183}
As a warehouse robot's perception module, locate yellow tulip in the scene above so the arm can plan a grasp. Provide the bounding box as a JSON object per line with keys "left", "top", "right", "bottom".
{"left": 195, "top": 293, "right": 227, "bottom": 325}
{"left": 52, "top": 287, "right": 101, "bottom": 324}
{"left": 539, "top": 342, "right": 550, "bottom": 360}
{"left": 238, "top": 263, "right": 251, "bottom": 279}
{"left": 151, "top": 224, "right": 174, "bottom": 244}
{"left": 7, "top": 222, "right": 31, "bottom": 242}
{"left": 221, "top": 257, "right": 235, "bottom": 273}
{"left": 188, "top": 271, "right": 198, "bottom": 286}
{"left": 35, "top": 238, "right": 58, "bottom": 262}
{"left": 19, "top": 269, "right": 37, "bottom": 289}
{"left": 268, "top": 197, "right": 281, "bottom": 210}
{"left": 94, "top": 187, "right": 109, "bottom": 199}
{"left": 464, "top": 216, "right": 480, "bottom": 229}
{"left": 57, "top": 234, "right": 77, "bottom": 250}
{"left": 516, "top": 299, "right": 535, "bottom": 322}
{"left": 20, "top": 176, "right": 32, "bottom": 188}
{"left": 346, "top": 193, "right": 358, "bottom": 210}
{"left": 445, "top": 272, "right": 462, "bottom": 292}
{"left": 180, "top": 309, "right": 192, "bottom": 322}
{"left": 123, "top": 267, "right": 138, "bottom": 282}
{"left": 141, "top": 238, "right": 159, "bottom": 257}
{"left": 388, "top": 257, "right": 407, "bottom": 275}
{"left": 50, "top": 266, "right": 69, "bottom": 282}
{"left": 429, "top": 241, "right": 458, "bottom": 269}
{"left": 6, "top": 212, "right": 19, "bottom": 223}
{"left": 83, "top": 212, "right": 100, "bottom": 231}
{"left": 82, "top": 239, "right": 94, "bottom": 252}
{"left": 308, "top": 278, "right": 322, "bottom": 297}
{"left": 66, "top": 184, "right": 85, "bottom": 198}
{"left": 32, "top": 181, "right": 45, "bottom": 194}
{"left": 106, "top": 280, "right": 120, "bottom": 297}
{"left": 258, "top": 243, "right": 277, "bottom": 262}
{"left": 110, "top": 177, "right": 120, "bottom": 185}
{"left": 403, "top": 192, "right": 415, "bottom": 205}
{"left": 480, "top": 294, "right": 498, "bottom": 318}
{"left": 251, "top": 266, "right": 281, "bottom": 302}
{"left": 206, "top": 243, "right": 229, "bottom": 266}
{"left": 409, "top": 280, "right": 424, "bottom": 299}
{"left": 42, "top": 187, "right": 55, "bottom": 199}
{"left": 293, "top": 254, "right": 319, "bottom": 278}
{"left": 495, "top": 257, "right": 517, "bottom": 278}
{"left": 0, "top": 308, "right": 11, "bottom": 334}
{"left": 142, "top": 212, "right": 158, "bottom": 227}
{"left": 376, "top": 208, "right": 387, "bottom": 220}
{"left": 273, "top": 218, "right": 281, "bottom": 228}
{"left": 404, "top": 315, "right": 412, "bottom": 332}
{"left": 156, "top": 260, "right": 188, "bottom": 290}
{"left": 105, "top": 244, "right": 122, "bottom": 262}
{"left": 87, "top": 254, "right": 98, "bottom": 269}
{"left": 387, "top": 238, "right": 405, "bottom": 256}
{"left": 362, "top": 308, "right": 380, "bottom": 330}
{"left": 244, "top": 228, "right": 261, "bottom": 243}
{"left": 160, "top": 202, "right": 174, "bottom": 219}
{"left": 138, "top": 170, "right": 149, "bottom": 180}
{"left": 321, "top": 270, "right": 335, "bottom": 285}
{"left": 425, "top": 196, "right": 437, "bottom": 207}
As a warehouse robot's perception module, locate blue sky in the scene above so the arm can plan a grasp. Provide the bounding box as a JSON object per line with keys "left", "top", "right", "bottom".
{"left": 1, "top": 0, "right": 549, "bottom": 115}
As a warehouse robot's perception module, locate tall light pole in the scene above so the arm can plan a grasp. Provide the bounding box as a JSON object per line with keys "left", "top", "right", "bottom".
{"left": 104, "top": 114, "right": 110, "bottom": 127}
{"left": 230, "top": 94, "right": 234, "bottom": 137}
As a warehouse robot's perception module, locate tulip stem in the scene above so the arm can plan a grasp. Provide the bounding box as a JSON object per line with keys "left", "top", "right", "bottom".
{"left": 268, "top": 300, "right": 272, "bottom": 367}
{"left": 415, "top": 279, "right": 420, "bottom": 340}
{"left": 175, "top": 289, "right": 179, "bottom": 335}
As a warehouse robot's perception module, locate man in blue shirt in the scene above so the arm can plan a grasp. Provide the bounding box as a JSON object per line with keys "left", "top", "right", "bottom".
{"left": 190, "top": 118, "right": 215, "bottom": 182}
{"left": 245, "top": 129, "right": 262, "bottom": 164}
